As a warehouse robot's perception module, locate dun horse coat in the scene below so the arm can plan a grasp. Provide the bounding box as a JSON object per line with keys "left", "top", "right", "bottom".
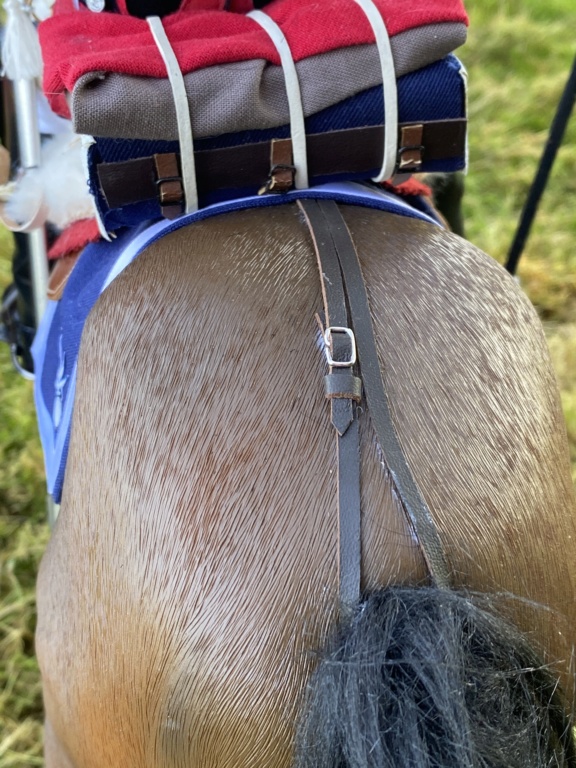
{"left": 35, "top": 204, "right": 576, "bottom": 767}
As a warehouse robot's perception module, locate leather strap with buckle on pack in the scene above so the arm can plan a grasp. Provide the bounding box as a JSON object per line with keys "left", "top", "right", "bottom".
{"left": 96, "top": 118, "right": 466, "bottom": 213}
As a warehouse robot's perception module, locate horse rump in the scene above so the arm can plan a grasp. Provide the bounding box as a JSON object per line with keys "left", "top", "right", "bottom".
{"left": 294, "top": 586, "right": 576, "bottom": 768}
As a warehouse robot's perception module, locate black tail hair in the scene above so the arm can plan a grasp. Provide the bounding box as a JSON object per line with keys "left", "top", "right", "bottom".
{"left": 294, "top": 587, "right": 576, "bottom": 768}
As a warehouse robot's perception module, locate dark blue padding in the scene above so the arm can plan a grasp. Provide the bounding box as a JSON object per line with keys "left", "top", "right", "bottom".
{"left": 89, "top": 54, "right": 466, "bottom": 229}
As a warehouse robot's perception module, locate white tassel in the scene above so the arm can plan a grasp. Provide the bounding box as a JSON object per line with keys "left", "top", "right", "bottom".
{"left": 2, "top": 0, "right": 44, "bottom": 81}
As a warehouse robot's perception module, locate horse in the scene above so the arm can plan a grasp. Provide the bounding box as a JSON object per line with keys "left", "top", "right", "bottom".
{"left": 34, "top": 199, "right": 576, "bottom": 767}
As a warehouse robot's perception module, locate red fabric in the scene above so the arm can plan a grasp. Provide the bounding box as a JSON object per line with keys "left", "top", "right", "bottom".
{"left": 54, "top": 0, "right": 252, "bottom": 12}
{"left": 108, "top": 0, "right": 254, "bottom": 12}
{"left": 41, "top": 0, "right": 468, "bottom": 117}
{"left": 48, "top": 218, "right": 101, "bottom": 259}
{"left": 383, "top": 177, "right": 432, "bottom": 198}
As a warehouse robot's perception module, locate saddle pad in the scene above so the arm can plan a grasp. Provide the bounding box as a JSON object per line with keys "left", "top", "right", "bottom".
{"left": 91, "top": 55, "right": 467, "bottom": 231}
{"left": 32, "top": 183, "right": 442, "bottom": 503}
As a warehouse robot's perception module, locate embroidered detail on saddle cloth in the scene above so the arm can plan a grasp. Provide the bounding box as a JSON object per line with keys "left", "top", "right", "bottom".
{"left": 32, "top": 183, "right": 442, "bottom": 503}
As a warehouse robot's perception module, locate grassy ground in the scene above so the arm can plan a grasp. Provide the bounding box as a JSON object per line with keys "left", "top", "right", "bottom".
{"left": 463, "top": 0, "right": 576, "bottom": 475}
{"left": 0, "top": 0, "right": 575, "bottom": 763}
{"left": 0, "top": 226, "right": 47, "bottom": 765}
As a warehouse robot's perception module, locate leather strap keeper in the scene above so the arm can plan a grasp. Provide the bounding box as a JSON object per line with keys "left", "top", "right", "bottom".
{"left": 265, "top": 138, "right": 296, "bottom": 193}
{"left": 154, "top": 153, "right": 185, "bottom": 219}
{"left": 325, "top": 371, "right": 362, "bottom": 401}
{"left": 398, "top": 124, "right": 424, "bottom": 170}
{"left": 97, "top": 118, "right": 466, "bottom": 210}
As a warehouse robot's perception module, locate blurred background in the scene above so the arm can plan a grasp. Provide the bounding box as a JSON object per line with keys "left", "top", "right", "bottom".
{"left": 0, "top": 0, "right": 575, "bottom": 763}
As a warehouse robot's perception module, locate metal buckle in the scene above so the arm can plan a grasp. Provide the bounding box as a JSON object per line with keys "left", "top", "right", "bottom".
{"left": 153, "top": 153, "right": 185, "bottom": 218}
{"left": 397, "top": 143, "right": 425, "bottom": 170}
{"left": 324, "top": 326, "right": 357, "bottom": 368}
{"left": 397, "top": 124, "right": 425, "bottom": 171}
{"left": 1, "top": 284, "right": 35, "bottom": 380}
{"left": 154, "top": 174, "right": 183, "bottom": 188}
{"left": 10, "top": 344, "right": 34, "bottom": 381}
{"left": 258, "top": 163, "right": 296, "bottom": 195}
{"left": 155, "top": 174, "right": 185, "bottom": 206}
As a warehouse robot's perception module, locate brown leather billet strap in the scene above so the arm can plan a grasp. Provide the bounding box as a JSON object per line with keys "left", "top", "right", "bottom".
{"left": 264, "top": 138, "right": 296, "bottom": 193}
{"left": 298, "top": 199, "right": 362, "bottom": 606}
{"left": 398, "top": 124, "right": 424, "bottom": 171}
{"left": 154, "top": 153, "right": 185, "bottom": 219}
{"left": 47, "top": 252, "right": 81, "bottom": 302}
{"left": 97, "top": 118, "right": 466, "bottom": 210}
{"left": 314, "top": 200, "right": 451, "bottom": 589}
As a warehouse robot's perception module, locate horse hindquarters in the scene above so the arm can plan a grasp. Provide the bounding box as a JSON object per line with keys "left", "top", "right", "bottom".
{"left": 36, "top": 205, "right": 576, "bottom": 767}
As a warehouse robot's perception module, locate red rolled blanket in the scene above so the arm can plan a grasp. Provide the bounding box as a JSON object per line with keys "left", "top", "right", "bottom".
{"left": 40, "top": 0, "right": 468, "bottom": 119}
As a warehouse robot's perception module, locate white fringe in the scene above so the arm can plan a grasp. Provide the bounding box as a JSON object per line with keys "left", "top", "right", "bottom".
{"left": 2, "top": 0, "right": 42, "bottom": 80}
{"left": 31, "top": 0, "right": 55, "bottom": 21}
{"left": 5, "top": 134, "right": 96, "bottom": 229}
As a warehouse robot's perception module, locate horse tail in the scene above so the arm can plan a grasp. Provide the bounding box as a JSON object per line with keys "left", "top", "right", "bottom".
{"left": 294, "top": 586, "right": 576, "bottom": 768}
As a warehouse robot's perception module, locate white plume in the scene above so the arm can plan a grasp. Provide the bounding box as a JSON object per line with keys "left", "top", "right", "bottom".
{"left": 5, "top": 134, "right": 97, "bottom": 229}
{"left": 31, "top": 0, "right": 55, "bottom": 21}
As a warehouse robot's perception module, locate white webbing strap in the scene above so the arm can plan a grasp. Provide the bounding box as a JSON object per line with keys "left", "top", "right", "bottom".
{"left": 147, "top": 16, "right": 198, "bottom": 213}
{"left": 351, "top": 0, "right": 398, "bottom": 182}
{"left": 248, "top": 10, "right": 309, "bottom": 189}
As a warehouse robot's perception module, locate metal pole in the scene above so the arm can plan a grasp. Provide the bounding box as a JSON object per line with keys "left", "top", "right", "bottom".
{"left": 12, "top": 78, "right": 48, "bottom": 326}
{"left": 505, "top": 52, "right": 576, "bottom": 275}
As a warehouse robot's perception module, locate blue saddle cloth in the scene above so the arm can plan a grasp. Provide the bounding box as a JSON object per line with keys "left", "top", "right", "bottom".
{"left": 32, "top": 183, "right": 442, "bottom": 503}
{"left": 88, "top": 55, "right": 467, "bottom": 231}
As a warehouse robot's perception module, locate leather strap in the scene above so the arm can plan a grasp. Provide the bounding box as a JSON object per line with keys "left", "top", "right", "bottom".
{"left": 154, "top": 153, "right": 185, "bottom": 219}
{"left": 350, "top": 0, "right": 398, "bottom": 183}
{"left": 47, "top": 251, "right": 81, "bottom": 301}
{"left": 247, "top": 10, "right": 309, "bottom": 189}
{"left": 313, "top": 200, "right": 451, "bottom": 589}
{"left": 298, "top": 199, "right": 362, "bottom": 606}
{"left": 398, "top": 124, "right": 424, "bottom": 171}
{"left": 261, "top": 138, "right": 296, "bottom": 193}
{"left": 97, "top": 119, "right": 466, "bottom": 211}
{"left": 147, "top": 16, "right": 198, "bottom": 213}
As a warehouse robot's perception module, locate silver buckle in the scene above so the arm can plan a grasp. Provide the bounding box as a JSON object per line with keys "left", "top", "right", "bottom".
{"left": 10, "top": 344, "right": 34, "bottom": 381}
{"left": 323, "top": 326, "right": 357, "bottom": 368}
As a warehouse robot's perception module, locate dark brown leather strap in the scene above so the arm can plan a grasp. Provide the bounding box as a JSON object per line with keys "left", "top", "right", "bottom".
{"left": 263, "top": 138, "right": 296, "bottom": 193}
{"left": 154, "top": 153, "right": 184, "bottom": 219}
{"left": 97, "top": 119, "right": 466, "bottom": 210}
{"left": 398, "top": 124, "right": 425, "bottom": 171}
{"left": 314, "top": 200, "right": 451, "bottom": 589}
{"left": 298, "top": 199, "right": 362, "bottom": 606}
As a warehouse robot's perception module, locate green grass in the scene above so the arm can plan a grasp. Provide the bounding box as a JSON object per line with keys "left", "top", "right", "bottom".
{"left": 0, "top": 515, "right": 47, "bottom": 767}
{"left": 0, "top": 226, "right": 47, "bottom": 765}
{"left": 465, "top": 0, "right": 576, "bottom": 319}
{"left": 546, "top": 323, "right": 576, "bottom": 482}
{"left": 1, "top": 1, "right": 576, "bottom": 762}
